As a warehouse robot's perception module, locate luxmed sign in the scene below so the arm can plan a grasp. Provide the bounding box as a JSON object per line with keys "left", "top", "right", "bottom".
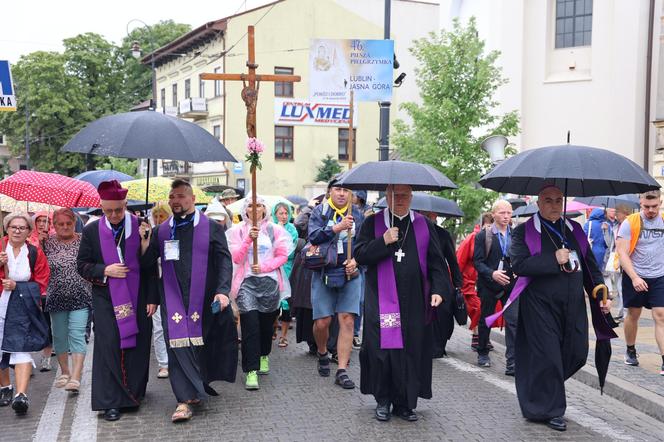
{"left": 0, "top": 61, "right": 16, "bottom": 111}
{"left": 274, "top": 98, "right": 357, "bottom": 127}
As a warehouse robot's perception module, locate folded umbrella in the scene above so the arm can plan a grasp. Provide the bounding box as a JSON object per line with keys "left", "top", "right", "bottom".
{"left": 375, "top": 193, "right": 464, "bottom": 217}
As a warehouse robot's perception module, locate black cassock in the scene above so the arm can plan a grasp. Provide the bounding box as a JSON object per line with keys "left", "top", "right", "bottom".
{"left": 431, "top": 225, "right": 463, "bottom": 358}
{"left": 77, "top": 219, "right": 156, "bottom": 411}
{"left": 142, "top": 215, "right": 237, "bottom": 403}
{"left": 510, "top": 220, "right": 602, "bottom": 420}
{"left": 355, "top": 213, "right": 449, "bottom": 409}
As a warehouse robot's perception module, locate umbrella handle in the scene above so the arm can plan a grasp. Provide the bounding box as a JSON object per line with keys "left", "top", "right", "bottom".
{"left": 592, "top": 284, "right": 609, "bottom": 304}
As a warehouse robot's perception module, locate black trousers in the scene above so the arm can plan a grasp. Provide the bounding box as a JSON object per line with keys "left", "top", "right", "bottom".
{"left": 240, "top": 309, "right": 279, "bottom": 373}
{"left": 478, "top": 289, "right": 517, "bottom": 359}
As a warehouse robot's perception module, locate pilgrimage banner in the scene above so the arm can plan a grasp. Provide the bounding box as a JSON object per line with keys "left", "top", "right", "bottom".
{"left": 309, "top": 39, "right": 394, "bottom": 103}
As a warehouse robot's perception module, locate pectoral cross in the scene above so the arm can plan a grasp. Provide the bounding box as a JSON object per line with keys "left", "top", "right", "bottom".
{"left": 395, "top": 248, "right": 405, "bottom": 263}
{"left": 200, "top": 25, "right": 301, "bottom": 267}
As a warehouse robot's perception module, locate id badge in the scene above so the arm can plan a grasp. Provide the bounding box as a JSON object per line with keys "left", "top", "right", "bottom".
{"left": 116, "top": 246, "right": 124, "bottom": 265}
{"left": 497, "top": 259, "right": 504, "bottom": 271}
{"left": 164, "top": 240, "right": 180, "bottom": 261}
{"left": 337, "top": 238, "right": 344, "bottom": 254}
{"left": 569, "top": 251, "right": 582, "bottom": 272}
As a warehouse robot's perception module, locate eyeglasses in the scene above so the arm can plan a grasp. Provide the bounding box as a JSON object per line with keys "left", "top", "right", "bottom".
{"left": 8, "top": 226, "right": 29, "bottom": 232}
{"left": 102, "top": 208, "right": 125, "bottom": 216}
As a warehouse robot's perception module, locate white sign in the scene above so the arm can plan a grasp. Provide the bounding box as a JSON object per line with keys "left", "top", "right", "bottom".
{"left": 274, "top": 98, "right": 358, "bottom": 127}
{"left": 309, "top": 39, "right": 394, "bottom": 103}
{"left": 0, "top": 61, "right": 16, "bottom": 112}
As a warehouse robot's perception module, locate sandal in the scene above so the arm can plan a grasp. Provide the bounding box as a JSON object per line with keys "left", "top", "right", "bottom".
{"left": 278, "top": 337, "right": 288, "bottom": 348}
{"left": 185, "top": 399, "right": 201, "bottom": 406}
{"left": 55, "top": 374, "right": 70, "bottom": 388}
{"left": 171, "top": 403, "right": 192, "bottom": 423}
{"left": 334, "top": 370, "right": 355, "bottom": 389}
{"left": 64, "top": 379, "right": 80, "bottom": 393}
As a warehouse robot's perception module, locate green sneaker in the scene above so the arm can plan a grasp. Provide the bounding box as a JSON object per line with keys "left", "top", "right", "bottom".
{"left": 245, "top": 370, "right": 259, "bottom": 390}
{"left": 258, "top": 356, "right": 269, "bottom": 374}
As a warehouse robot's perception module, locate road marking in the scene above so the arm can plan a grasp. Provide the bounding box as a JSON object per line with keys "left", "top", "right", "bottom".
{"left": 440, "top": 357, "right": 634, "bottom": 441}
{"left": 33, "top": 367, "right": 68, "bottom": 442}
{"left": 70, "top": 346, "right": 97, "bottom": 442}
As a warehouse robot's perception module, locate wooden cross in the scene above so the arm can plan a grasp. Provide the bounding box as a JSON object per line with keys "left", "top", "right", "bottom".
{"left": 200, "top": 25, "right": 301, "bottom": 266}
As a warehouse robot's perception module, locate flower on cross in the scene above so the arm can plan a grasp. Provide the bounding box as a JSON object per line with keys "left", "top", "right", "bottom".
{"left": 245, "top": 137, "right": 264, "bottom": 171}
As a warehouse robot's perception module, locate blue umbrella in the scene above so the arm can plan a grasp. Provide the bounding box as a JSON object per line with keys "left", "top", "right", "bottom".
{"left": 74, "top": 170, "right": 134, "bottom": 189}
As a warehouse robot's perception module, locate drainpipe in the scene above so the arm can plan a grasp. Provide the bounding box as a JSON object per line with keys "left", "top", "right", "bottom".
{"left": 644, "top": 0, "right": 655, "bottom": 172}
{"left": 222, "top": 33, "right": 228, "bottom": 185}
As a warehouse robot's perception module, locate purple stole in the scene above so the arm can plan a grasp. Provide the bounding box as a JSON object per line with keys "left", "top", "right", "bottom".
{"left": 158, "top": 211, "right": 210, "bottom": 348}
{"left": 486, "top": 215, "right": 617, "bottom": 342}
{"left": 374, "top": 210, "right": 432, "bottom": 350}
{"left": 98, "top": 214, "right": 140, "bottom": 349}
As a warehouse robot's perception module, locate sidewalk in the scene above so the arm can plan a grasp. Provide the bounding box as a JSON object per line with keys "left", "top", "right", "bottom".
{"left": 482, "top": 306, "right": 664, "bottom": 422}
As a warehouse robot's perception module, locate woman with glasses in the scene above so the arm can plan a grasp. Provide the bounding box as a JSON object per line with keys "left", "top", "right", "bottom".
{"left": 0, "top": 212, "right": 51, "bottom": 415}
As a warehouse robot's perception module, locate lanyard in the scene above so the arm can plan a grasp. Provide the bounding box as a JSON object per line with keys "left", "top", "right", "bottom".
{"left": 170, "top": 217, "right": 193, "bottom": 240}
{"left": 541, "top": 218, "right": 568, "bottom": 247}
{"left": 111, "top": 224, "right": 124, "bottom": 244}
{"left": 496, "top": 227, "right": 510, "bottom": 257}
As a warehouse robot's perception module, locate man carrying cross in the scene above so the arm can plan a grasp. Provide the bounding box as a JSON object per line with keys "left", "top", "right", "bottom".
{"left": 354, "top": 184, "right": 448, "bottom": 422}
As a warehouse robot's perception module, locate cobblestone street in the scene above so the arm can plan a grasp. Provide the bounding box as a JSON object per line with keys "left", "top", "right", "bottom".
{"left": 3, "top": 324, "right": 664, "bottom": 442}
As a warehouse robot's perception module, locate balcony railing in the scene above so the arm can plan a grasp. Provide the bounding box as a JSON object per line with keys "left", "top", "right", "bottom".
{"left": 158, "top": 107, "right": 178, "bottom": 117}
{"left": 179, "top": 97, "right": 208, "bottom": 120}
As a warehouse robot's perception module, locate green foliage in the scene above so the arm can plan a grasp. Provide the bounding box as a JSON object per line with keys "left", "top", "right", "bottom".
{"left": 393, "top": 17, "right": 520, "bottom": 236}
{"left": 0, "top": 20, "right": 191, "bottom": 176}
{"left": 315, "top": 155, "right": 343, "bottom": 182}
{"left": 98, "top": 157, "right": 139, "bottom": 177}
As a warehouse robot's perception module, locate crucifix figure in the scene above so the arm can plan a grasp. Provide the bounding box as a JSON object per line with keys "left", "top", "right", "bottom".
{"left": 395, "top": 248, "right": 405, "bottom": 263}
{"left": 200, "top": 25, "right": 301, "bottom": 265}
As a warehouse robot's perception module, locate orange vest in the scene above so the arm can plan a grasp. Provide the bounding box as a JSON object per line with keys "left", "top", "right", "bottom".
{"left": 625, "top": 212, "right": 664, "bottom": 255}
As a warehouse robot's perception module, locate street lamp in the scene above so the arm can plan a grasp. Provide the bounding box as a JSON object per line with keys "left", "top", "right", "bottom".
{"left": 481, "top": 135, "right": 508, "bottom": 164}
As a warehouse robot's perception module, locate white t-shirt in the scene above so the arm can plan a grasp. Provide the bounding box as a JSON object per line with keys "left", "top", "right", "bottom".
{"left": 617, "top": 213, "right": 664, "bottom": 278}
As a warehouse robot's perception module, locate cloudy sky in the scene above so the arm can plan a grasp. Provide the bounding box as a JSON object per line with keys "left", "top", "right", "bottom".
{"left": 1, "top": 0, "right": 277, "bottom": 63}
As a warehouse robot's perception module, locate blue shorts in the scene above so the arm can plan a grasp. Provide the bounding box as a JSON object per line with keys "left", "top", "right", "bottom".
{"left": 311, "top": 270, "right": 363, "bottom": 320}
{"left": 622, "top": 275, "right": 664, "bottom": 309}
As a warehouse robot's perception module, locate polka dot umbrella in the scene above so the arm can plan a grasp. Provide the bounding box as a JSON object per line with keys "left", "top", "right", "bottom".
{"left": 0, "top": 170, "right": 100, "bottom": 208}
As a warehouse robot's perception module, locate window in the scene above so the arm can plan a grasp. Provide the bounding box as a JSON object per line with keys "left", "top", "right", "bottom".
{"left": 555, "top": 0, "right": 592, "bottom": 48}
{"left": 172, "top": 83, "right": 178, "bottom": 107}
{"left": 214, "top": 67, "right": 222, "bottom": 97}
{"left": 274, "top": 67, "right": 294, "bottom": 97}
{"left": 199, "top": 78, "right": 205, "bottom": 98}
{"left": 274, "top": 126, "right": 294, "bottom": 160}
{"left": 184, "top": 79, "right": 191, "bottom": 99}
{"left": 338, "top": 128, "right": 357, "bottom": 161}
{"left": 160, "top": 88, "right": 166, "bottom": 109}
{"left": 213, "top": 125, "right": 221, "bottom": 140}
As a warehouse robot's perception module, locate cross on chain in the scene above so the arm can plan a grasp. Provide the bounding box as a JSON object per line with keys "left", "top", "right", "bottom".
{"left": 395, "top": 248, "right": 405, "bottom": 263}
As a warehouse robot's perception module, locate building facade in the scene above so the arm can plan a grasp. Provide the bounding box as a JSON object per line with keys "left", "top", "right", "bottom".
{"left": 144, "top": 0, "right": 439, "bottom": 196}
{"left": 441, "top": 0, "right": 664, "bottom": 186}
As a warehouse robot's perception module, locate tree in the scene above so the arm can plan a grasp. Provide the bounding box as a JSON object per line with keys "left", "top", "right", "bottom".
{"left": 98, "top": 157, "right": 139, "bottom": 177}
{"left": 315, "top": 155, "right": 343, "bottom": 182}
{"left": 393, "top": 18, "right": 519, "bottom": 235}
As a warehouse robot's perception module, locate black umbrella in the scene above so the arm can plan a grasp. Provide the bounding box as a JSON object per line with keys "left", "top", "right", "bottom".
{"left": 82, "top": 200, "right": 154, "bottom": 216}
{"left": 62, "top": 111, "right": 237, "bottom": 204}
{"left": 375, "top": 193, "right": 464, "bottom": 217}
{"left": 574, "top": 194, "right": 640, "bottom": 209}
{"left": 512, "top": 202, "right": 582, "bottom": 218}
{"left": 335, "top": 160, "right": 457, "bottom": 191}
{"left": 74, "top": 170, "right": 134, "bottom": 188}
{"left": 592, "top": 285, "right": 618, "bottom": 394}
{"left": 285, "top": 195, "right": 309, "bottom": 206}
{"left": 507, "top": 198, "right": 527, "bottom": 210}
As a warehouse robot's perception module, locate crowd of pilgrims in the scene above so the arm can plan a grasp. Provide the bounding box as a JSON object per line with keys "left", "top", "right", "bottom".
{"left": 0, "top": 177, "right": 624, "bottom": 432}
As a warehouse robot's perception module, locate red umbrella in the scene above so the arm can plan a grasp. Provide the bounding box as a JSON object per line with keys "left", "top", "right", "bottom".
{"left": 0, "top": 170, "right": 100, "bottom": 208}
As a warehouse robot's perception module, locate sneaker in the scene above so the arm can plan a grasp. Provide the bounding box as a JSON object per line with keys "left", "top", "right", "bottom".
{"left": 0, "top": 387, "right": 13, "bottom": 407}
{"left": 11, "top": 393, "right": 29, "bottom": 414}
{"left": 660, "top": 363, "right": 664, "bottom": 376}
{"left": 245, "top": 371, "right": 259, "bottom": 390}
{"left": 352, "top": 336, "right": 361, "bottom": 349}
{"left": 258, "top": 356, "right": 269, "bottom": 374}
{"left": 40, "top": 356, "right": 52, "bottom": 372}
{"left": 477, "top": 354, "right": 491, "bottom": 367}
{"left": 624, "top": 348, "right": 639, "bottom": 366}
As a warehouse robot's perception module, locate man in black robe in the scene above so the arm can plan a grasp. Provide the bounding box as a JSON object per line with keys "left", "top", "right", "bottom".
{"left": 510, "top": 185, "right": 611, "bottom": 431}
{"left": 140, "top": 179, "right": 237, "bottom": 423}
{"left": 355, "top": 185, "right": 448, "bottom": 422}
{"left": 77, "top": 180, "right": 157, "bottom": 421}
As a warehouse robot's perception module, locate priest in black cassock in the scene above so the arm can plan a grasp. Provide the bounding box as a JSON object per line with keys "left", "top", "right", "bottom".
{"left": 140, "top": 179, "right": 237, "bottom": 423}
{"left": 508, "top": 185, "right": 613, "bottom": 432}
{"left": 77, "top": 180, "right": 157, "bottom": 422}
{"left": 354, "top": 184, "right": 449, "bottom": 422}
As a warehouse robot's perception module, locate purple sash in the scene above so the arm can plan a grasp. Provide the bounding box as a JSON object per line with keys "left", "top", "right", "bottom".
{"left": 98, "top": 214, "right": 140, "bottom": 349}
{"left": 374, "top": 210, "right": 431, "bottom": 349}
{"left": 486, "top": 215, "right": 617, "bottom": 341}
{"left": 158, "top": 212, "right": 210, "bottom": 348}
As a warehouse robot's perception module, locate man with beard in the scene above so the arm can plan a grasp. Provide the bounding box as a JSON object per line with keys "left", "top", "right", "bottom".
{"left": 77, "top": 180, "right": 157, "bottom": 421}
{"left": 140, "top": 179, "right": 236, "bottom": 423}
{"left": 354, "top": 184, "right": 448, "bottom": 422}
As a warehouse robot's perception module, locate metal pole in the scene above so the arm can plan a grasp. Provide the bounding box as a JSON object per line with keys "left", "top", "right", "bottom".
{"left": 379, "top": 0, "right": 391, "bottom": 161}
{"left": 25, "top": 97, "right": 30, "bottom": 170}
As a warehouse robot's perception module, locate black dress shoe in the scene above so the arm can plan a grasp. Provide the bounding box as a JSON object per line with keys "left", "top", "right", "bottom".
{"left": 375, "top": 403, "right": 391, "bottom": 421}
{"left": 547, "top": 416, "right": 566, "bottom": 431}
{"left": 505, "top": 366, "right": 515, "bottom": 376}
{"left": 11, "top": 393, "right": 29, "bottom": 414}
{"left": 103, "top": 408, "right": 121, "bottom": 421}
{"left": 393, "top": 407, "right": 418, "bottom": 422}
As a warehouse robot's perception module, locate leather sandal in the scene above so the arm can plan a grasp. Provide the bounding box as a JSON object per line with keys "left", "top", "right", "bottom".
{"left": 64, "top": 379, "right": 80, "bottom": 393}
{"left": 171, "top": 403, "right": 193, "bottom": 423}
{"left": 55, "top": 374, "right": 70, "bottom": 388}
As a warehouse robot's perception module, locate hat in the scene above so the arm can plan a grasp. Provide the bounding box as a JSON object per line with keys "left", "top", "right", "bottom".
{"left": 327, "top": 173, "right": 346, "bottom": 190}
{"left": 206, "top": 200, "right": 229, "bottom": 222}
{"left": 98, "top": 180, "right": 128, "bottom": 201}
{"left": 220, "top": 189, "right": 240, "bottom": 199}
